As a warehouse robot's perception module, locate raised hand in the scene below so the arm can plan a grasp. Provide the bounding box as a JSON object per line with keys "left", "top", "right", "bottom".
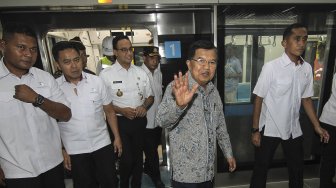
{"left": 172, "top": 72, "right": 199, "bottom": 109}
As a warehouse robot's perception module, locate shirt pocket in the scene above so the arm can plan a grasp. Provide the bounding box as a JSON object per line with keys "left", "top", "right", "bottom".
{"left": 275, "top": 80, "right": 292, "bottom": 96}
{"left": 111, "top": 83, "right": 126, "bottom": 97}
{"left": 0, "top": 91, "right": 18, "bottom": 118}
{"left": 72, "top": 93, "right": 100, "bottom": 118}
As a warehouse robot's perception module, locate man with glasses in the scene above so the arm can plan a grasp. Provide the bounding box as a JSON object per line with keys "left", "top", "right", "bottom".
{"left": 100, "top": 35, "right": 154, "bottom": 188}
{"left": 156, "top": 40, "right": 236, "bottom": 188}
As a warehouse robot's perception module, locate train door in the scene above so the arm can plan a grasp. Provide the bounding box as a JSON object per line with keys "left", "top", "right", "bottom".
{"left": 215, "top": 5, "right": 336, "bottom": 187}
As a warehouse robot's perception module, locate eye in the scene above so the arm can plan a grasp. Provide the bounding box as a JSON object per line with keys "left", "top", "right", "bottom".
{"left": 209, "top": 61, "right": 217, "bottom": 65}
{"left": 74, "top": 57, "right": 80, "bottom": 62}
{"left": 17, "top": 45, "right": 25, "bottom": 50}
{"left": 30, "top": 47, "right": 38, "bottom": 53}
{"left": 63, "top": 60, "right": 71, "bottom": 64}
{"left": 197, "top": 58, "right": 206, "bottom": 64}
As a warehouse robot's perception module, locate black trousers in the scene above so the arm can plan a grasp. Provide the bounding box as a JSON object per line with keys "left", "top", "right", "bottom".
{"left": 143, "top": 127, "right": 162, "bottom": 182}
{"left": 70, "top": 144, "right": 117, "bottom": 188}
{"left": 117, "top": 116, "right": 147, "bottom": 188}
{"left": 320, "top": 122, "right": 336, "bottom": 188}
{"left": 5, "top": 163, "right": 65, "bottom": 188}
{"left": 250, "top": 133, "right": 304, "bottom": 188}
{"left": 172, "top": 180, "right": 213, "bottom": 188}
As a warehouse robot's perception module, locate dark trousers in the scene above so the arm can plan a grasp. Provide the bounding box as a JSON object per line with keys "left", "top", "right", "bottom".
{"left": 143, "top": 127, "right": 162, "bottom": 182}
{"left": 320, "top": 122, "right": 336, "bottom": 188}
{"left": 118, "top": 116, "right": 147, "bottom": 188}
{"left": 70, "top": 144, "right": 117, "bottom": 188}
{"left": 250, "top": 133, "right": 304, "bottom": 188}
{"left": 5, "top": 163, "right": 65, "bottom": 188}
{"left": 172, "top": 180, "right": 213, "bottom": 188}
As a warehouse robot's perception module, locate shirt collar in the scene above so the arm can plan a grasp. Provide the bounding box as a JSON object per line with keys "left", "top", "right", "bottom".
{"left": 281, "top": 52, "right": 305, "bottom": 67}
{"left": 0, "top": 57, "right": 34, "bottom": 78}
{"left": 59, "top": 71, "right": 87, "bottom": 84}
{"left": 0, "top": 58, "right": 10, "bottom": 78}
{"left": 115, "top": 60, "right": 135, "bottom": 72}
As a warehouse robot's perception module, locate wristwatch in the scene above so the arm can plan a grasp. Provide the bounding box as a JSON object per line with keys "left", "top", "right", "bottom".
{"left": 32, "top": 94, "right": 45, "bottom": 107}
{"left": 251, "top": 127, "right": 259, "bottom": 133}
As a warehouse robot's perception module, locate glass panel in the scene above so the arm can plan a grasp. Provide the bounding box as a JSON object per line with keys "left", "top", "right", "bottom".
{"left": 304, "top": 35, "right": 327, "bottom": 98}
{"left": 224, "top": 35, "right": 252, "bottom": 103}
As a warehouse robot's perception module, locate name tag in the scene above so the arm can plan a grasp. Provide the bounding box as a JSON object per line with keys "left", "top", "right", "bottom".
{"left": 113, "top": 81, "right": 122, "bottom": 84}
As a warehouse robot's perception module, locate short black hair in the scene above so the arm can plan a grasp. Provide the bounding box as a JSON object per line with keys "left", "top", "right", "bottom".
{"left": 112, "top": 35, "right": 130, "bottom": 50}
{"left": 52, "top": 41, "right": 80, "bottom": 62}
{"left": 2, "top": 22, "right": 37, "bottom": 41}
{"left": 187, "top": 40, "right": 217, "bottom": 60}
{"left": 283, "top": 23, "right": 307, "bottom": 40}
{"left": 69, "top": 37, "right": 86, "bottom": 51}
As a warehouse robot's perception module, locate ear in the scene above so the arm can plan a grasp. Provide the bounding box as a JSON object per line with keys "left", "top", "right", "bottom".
{"left": 55, "top": 62, "right": 61, "bottom": 70}
{"left": 0, "top": 39, "right": 5, "bottom": 52}
{"left": 113, "top": 49, "right": 118, "bottom": 57}
{"left": 281, "top": 40, "right": 287, "bottom": 48}
{"left": 186, "top": 60, "right": 191, "bottom": 70}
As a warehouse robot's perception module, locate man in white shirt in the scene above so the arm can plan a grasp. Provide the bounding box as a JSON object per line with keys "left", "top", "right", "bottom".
{"left": 52, "top": 41, "right": 122, "bottom": 188}
{"left": 225, "top": 45, "right": 242, "bottom": 103}
{"left": 319, "top": 73, "right": 336, "bottom": 188}
{"left": 0, "top": 23, "right": 71, "bottom": 188}
{"left": 100, "top": 35, "right": 154, "bottom": 188}
{"left": 141, "top": 46, "right": 164, "bottom": 188}
{"left": 250, "top": 23, "right": 329, "bottom": 188}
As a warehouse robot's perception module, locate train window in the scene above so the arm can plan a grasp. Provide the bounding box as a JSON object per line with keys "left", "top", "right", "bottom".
{"left": 304, "top": 35, "right": 327, "bottom": 98}
{"left": 224, "top": 35, "right": 252, "bottom": 103}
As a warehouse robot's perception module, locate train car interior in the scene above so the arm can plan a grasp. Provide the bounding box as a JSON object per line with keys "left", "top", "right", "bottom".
{"left": 0, "top": 1, "right": 336, "bottom": 187}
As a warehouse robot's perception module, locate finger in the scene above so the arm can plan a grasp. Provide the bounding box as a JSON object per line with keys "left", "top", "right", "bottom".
{"left": 184, "top": 72, "right": 189, "bottom": 86}
{"left": 178, "top": 71, "right": 183, "bottom": 86}
{"left": 173, "top": 74, "right": 179, "bottom": 88}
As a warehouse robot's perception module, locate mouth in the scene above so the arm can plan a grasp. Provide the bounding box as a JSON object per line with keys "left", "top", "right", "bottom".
{"left": 201, "top": 72, "right": 210, "bottom": 77}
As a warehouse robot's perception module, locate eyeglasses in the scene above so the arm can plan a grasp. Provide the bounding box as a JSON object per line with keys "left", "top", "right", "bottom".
{"left": 116, "top": 47, "right": 133, "bottom": 53}
{"left": 191, "top": 58, "right": 217, "bottom": 66}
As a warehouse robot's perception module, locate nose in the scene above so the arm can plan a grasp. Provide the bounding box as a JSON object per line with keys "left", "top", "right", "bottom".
{"left": 23, "top": 48, "right": 33, "bottom": 57}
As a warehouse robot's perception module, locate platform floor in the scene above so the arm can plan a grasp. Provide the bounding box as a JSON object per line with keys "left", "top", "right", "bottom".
{"left": 64, "top": 168, "right": 326, "bottom": 188}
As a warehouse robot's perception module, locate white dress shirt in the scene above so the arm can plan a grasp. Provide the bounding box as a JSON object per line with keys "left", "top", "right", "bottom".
{"left": 141, "top": 64, "right": 162, "bottom": 129}
{"left": 253, "top": 53, "right": 314, "bottom": 140}
{"left": 0, "top": 59, "right": 69, "bottom": 178}
{"left": 57, "top": 73, "right": 112, "bottom": 155}
{"left": 320, "top": 73, "right": 336, "bottom": 126}
{"left": 99, "top": 61, "right": 153, "bottom": 113}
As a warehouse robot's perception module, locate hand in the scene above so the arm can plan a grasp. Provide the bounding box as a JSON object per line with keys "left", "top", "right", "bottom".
{"left": 62, "top": 149, "right": 71, "bottom": 171}
{"left": 114, "top": 137, "right": 123, "bottom": 157}
{"left": 227, "top": 157, "right": 236, "bottom": 172}
{"left": 13, "top": 84, "right": 38, "bottom": 103}
{"left": 172, "top": 72, "right": 199, "bottom": 109}
{"left": 135, "top": 105, "right": 147, "bottom": 117}
{"left": 251, "top": 132, "right": 261, "bottom": 147}
{"left": 314, "top": 126, "right": 329, "bottom": 143}
{"left": 121, "top": 107, "right": 136, "bottom": 120}
{"left": 0, "top": 166, "right": 5, "bottom": 187}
